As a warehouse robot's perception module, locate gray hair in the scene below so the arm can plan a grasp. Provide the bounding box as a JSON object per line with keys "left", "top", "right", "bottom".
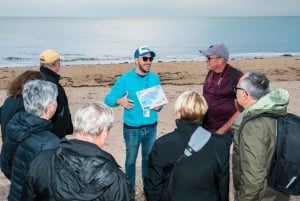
{"left": 74, "top": 102, "right": 114, "bottom": 136}
{"left": 240, "top": 71, "right": 270, "bottom": 100}
{"left": 22, "top": 80, "right": 58, "bottom": 117}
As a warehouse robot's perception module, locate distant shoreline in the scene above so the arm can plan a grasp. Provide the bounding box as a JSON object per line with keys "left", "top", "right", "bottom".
{"left": 0, "top": 54, "right": 299, "bottom": 69}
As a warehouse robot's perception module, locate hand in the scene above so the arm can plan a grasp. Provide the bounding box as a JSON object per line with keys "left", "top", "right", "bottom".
{"left": 215, "top": 128, "right": 226, "bottom": 135}
{"left": 152, "top": 106, "right": 161, "bottom": 111}
{"left": 117, "top": 92, "right": 134, "bottom": 109}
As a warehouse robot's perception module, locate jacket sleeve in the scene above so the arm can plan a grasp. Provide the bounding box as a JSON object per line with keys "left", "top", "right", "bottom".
{"left": 22, "top": 150, "right": 54, "bottom": 201}
{"left": 22, "top": 167, "right": 38, "bottom": 201}
{"left": 235, "top": 121, "right": 270, "bottom": 201}
{"left": 0, "top": 134, "right": 20, "bottom": 179}
{"left": 104, "top": 76, "right": 127, "bottom": 107}
{"left": 217, "top": 140, "right": 230, "bottom": 201}
{"left": 106, "top": 169, "right": 135, "bottom": 201}
{"left": 51, "top": 86, "right": 73, "bottom": 137}
{"left": 144, "top": 143, "right": 166, "bottom": 201}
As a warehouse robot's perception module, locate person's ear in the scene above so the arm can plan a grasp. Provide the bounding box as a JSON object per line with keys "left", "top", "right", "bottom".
{"left": 97, "top": 128, "right": 109, "bottom": 148}
{"left": 46, "top": 102, "right": 57, "bottom": 119}
{"left": 176, "top": 111, "right": 181, "bottom": 119}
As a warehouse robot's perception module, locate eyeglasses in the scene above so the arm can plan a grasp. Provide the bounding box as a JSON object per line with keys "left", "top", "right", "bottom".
{"left": 142, "top": 56, "right": 154, "bottom": 62}
{"left": 232, "top": 86, "right": 248, "bottom": 96}
{"left": 206, "top": 56, "right": 220, "bottom": 61}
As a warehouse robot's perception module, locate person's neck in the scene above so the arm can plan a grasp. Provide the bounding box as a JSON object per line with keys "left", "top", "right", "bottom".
{"left": 135, "top": 68, "right": 147, "bottom": 77}
{"left": 74, "top": 133, "right": 104, "bottom": 148}
{"left": 214, "top": 63, "right": 227, "bottom": 73}
{"left": 244, "top": 99, "right": 257, "bottom": 109}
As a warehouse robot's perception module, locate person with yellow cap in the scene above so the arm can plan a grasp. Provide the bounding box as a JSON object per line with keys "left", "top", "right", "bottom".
{"left": 39, "top": 49, "right": 73, "bottom": 139}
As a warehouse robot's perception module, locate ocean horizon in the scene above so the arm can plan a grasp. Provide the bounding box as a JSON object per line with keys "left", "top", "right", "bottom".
{"left": 1, "top": 16, "right": 300, "bottom": 68}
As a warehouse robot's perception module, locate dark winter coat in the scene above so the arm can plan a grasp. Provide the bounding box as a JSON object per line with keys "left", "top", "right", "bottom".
{"left": 144, "top": 119, "right": 230, "bottom": 201}
{"left": 22, "top": 139, "right": 134, "bottom": 201}
{"left": 0, "top": 95, "right": 24, "bottom": 142}
{"left": 40, "top": 66, "right": 73, "bottom": 138}
{"left": 0, "top": 111, "right": 60, "bottom": 201}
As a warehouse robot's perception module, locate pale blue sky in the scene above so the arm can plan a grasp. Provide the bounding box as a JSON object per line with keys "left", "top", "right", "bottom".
{"left": 0, "top": 0, "right": 299, "bottom": 17}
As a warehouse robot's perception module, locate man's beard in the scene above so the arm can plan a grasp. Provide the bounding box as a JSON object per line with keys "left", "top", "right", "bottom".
{"left": 138, "top": 63, "right": 149, "bottom": 74}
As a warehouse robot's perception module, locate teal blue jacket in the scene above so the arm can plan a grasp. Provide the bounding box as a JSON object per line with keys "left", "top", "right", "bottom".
{"left": 104, "top": 68, "right": 161, "bottom": 127}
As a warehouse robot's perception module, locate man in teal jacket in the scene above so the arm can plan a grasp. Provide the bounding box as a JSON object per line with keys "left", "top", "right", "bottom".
{"left": 104, "top": 46, "right": 163, "bottom": 192}
{"left": 232, "top": 71, "right": 290, "bottom": 201}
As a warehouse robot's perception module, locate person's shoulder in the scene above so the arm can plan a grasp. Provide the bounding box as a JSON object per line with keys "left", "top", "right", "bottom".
{"left": 2, "top": 96, "right": 23, "bottom": 107}
{"left": 34, "top": 130, "right": 60, "bottom": 147}
{"left": 28, "top": 148, "right": 55, "bottom": 173}
{"left": 148, "top": 70, "right": 159, "bottom": 77}
{"left": 228, "top": 64, "right": 243, "bottom": 75}
{"left": 117, "top": 68, "right": 135, "bottom": 79}
{"left": 154, "top": 131, "right": 177, "bottom": 148}
{"left": 34, "top": 148, "right": 56, "bottom": 161}
{"left": 210, "top": 133, "right": 232, "bottom": 148}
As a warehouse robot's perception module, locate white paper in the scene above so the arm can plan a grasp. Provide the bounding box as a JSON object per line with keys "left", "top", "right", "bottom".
{"left": 136, "top": 85, "right": 168, "bottom": 111}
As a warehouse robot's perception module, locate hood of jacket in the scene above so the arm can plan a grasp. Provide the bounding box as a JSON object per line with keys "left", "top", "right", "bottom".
{"left": 6, "top": 111, "right": 53, "bottom": 143}
{"left": 233, "top": 88, "right": 289, "bottom": 129}
{"left": 49, "top": 139, "right": 120, "bottom": 200}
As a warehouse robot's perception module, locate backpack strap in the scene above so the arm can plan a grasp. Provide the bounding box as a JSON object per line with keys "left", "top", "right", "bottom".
{"left": 183, "top": 126, "right": 211, "bottom": 158}
{"left": 238, "top": 112, "right": 280, "bottom": 143}
{"left": 230, "top": 68, "right": 239, "bottom": 91}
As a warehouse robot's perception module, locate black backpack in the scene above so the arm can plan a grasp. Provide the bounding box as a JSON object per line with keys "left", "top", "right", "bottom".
{"left": 238, "top": 112, "right": 300, "bottom": 195}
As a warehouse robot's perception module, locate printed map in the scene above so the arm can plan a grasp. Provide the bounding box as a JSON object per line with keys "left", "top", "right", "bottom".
{"left": 136, "top": 85, "right": 168, "bottom": 111}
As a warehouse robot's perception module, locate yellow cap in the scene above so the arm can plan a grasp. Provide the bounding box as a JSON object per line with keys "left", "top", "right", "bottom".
{"left": 39, "top": 49, "right": 64, "bottom": 64}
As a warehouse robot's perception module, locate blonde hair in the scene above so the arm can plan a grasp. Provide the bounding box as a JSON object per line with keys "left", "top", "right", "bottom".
{"left": 174, "top": 91, "right": 208, "bottom": 122}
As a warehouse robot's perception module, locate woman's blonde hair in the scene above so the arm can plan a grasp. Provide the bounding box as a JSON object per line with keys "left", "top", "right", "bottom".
{"left": 174, "top": 91, "right": 208, "bottom": 122}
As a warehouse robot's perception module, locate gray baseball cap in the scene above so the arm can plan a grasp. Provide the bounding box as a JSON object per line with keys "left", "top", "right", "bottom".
{"left": 199, "top": 43, "right": 229, "bottom": 61}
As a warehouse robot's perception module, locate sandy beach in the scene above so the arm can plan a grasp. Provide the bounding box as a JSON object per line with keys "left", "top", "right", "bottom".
{"left": 1, "top": 56, "right": 300, "bottom": 200}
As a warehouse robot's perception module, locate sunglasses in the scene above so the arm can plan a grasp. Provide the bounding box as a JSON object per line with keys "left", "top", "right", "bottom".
{"left": 232, "top": 86, "right": 248, "bottom": 96}
{"left": 142, "top": 56, "right": 154, "bottom": 62}
{"left": 206, "top": 56, "right": 220, "bottom": 61}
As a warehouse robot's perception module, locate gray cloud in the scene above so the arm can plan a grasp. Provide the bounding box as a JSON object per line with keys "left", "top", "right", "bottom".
{"left": 0, "top": 0, "right": 299, "bottom": 17}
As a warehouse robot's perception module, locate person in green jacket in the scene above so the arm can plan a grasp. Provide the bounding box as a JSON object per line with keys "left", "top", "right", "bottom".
{"left": 232, "top": 71, "right": 290, "bottom": 201}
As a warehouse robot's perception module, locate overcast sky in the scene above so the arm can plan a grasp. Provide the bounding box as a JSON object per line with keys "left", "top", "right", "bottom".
{"left": 0, "top": 0, "right": 299, "bottom": 17}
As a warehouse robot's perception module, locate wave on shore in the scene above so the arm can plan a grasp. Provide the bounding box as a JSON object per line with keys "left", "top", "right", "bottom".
{"left": 1, "top": 52, "right": 300, "bottom": 68}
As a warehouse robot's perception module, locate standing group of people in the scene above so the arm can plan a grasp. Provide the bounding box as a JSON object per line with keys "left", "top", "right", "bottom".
{"left": 0, "top": 43, "right": 291, "bottom": 201}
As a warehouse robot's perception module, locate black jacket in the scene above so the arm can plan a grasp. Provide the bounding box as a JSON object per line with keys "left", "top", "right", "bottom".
{"left": 0, "top": 111, "right": 60, "bottom": 201}
{"left": 40, "top": 66, "right": 73, "bottom": 138}
{"left": 144, "top": 119, "right": 230, "bottom": 201}
{"left": 0, "top": 95, "right": 24, "bottom": 142}
{"left": 23, "top": 139, "right": 134, "bottom": 201}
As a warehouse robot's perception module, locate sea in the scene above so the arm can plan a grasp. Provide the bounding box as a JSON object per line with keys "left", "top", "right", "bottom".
{"left": 0, "top": 16, "right": 300, "bottom": 68}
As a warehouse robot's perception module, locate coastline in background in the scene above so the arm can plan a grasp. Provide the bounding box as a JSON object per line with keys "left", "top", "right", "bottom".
{"left": 1, "top": 16, "right": 300, "bottom": 68}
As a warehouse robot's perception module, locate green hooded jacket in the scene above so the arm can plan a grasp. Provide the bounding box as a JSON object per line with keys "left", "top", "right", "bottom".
{"left": 232, "top": 88, "right": 290, "bottom": 201}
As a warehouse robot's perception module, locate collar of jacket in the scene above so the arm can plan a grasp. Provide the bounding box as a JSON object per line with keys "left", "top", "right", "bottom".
{"left": 40, "top": 66, "right": 60, "bottom": 83}
{"left": 232, "top": 88, "right": 289, "bottom": 129}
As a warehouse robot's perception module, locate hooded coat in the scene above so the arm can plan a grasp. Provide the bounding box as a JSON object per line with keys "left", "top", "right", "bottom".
{"left": 22, "top": 139, "right": 134, "bottom": 201}
{"left": 232, "top": 88, "right": 290, "bottom": 201}
{"left": 0, "top": 111, "right": 60, "bottom": 201}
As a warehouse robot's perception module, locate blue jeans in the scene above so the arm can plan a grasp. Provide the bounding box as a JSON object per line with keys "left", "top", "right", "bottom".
{"left": 123, "top": 124, "right": 157, "bottom": 189}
